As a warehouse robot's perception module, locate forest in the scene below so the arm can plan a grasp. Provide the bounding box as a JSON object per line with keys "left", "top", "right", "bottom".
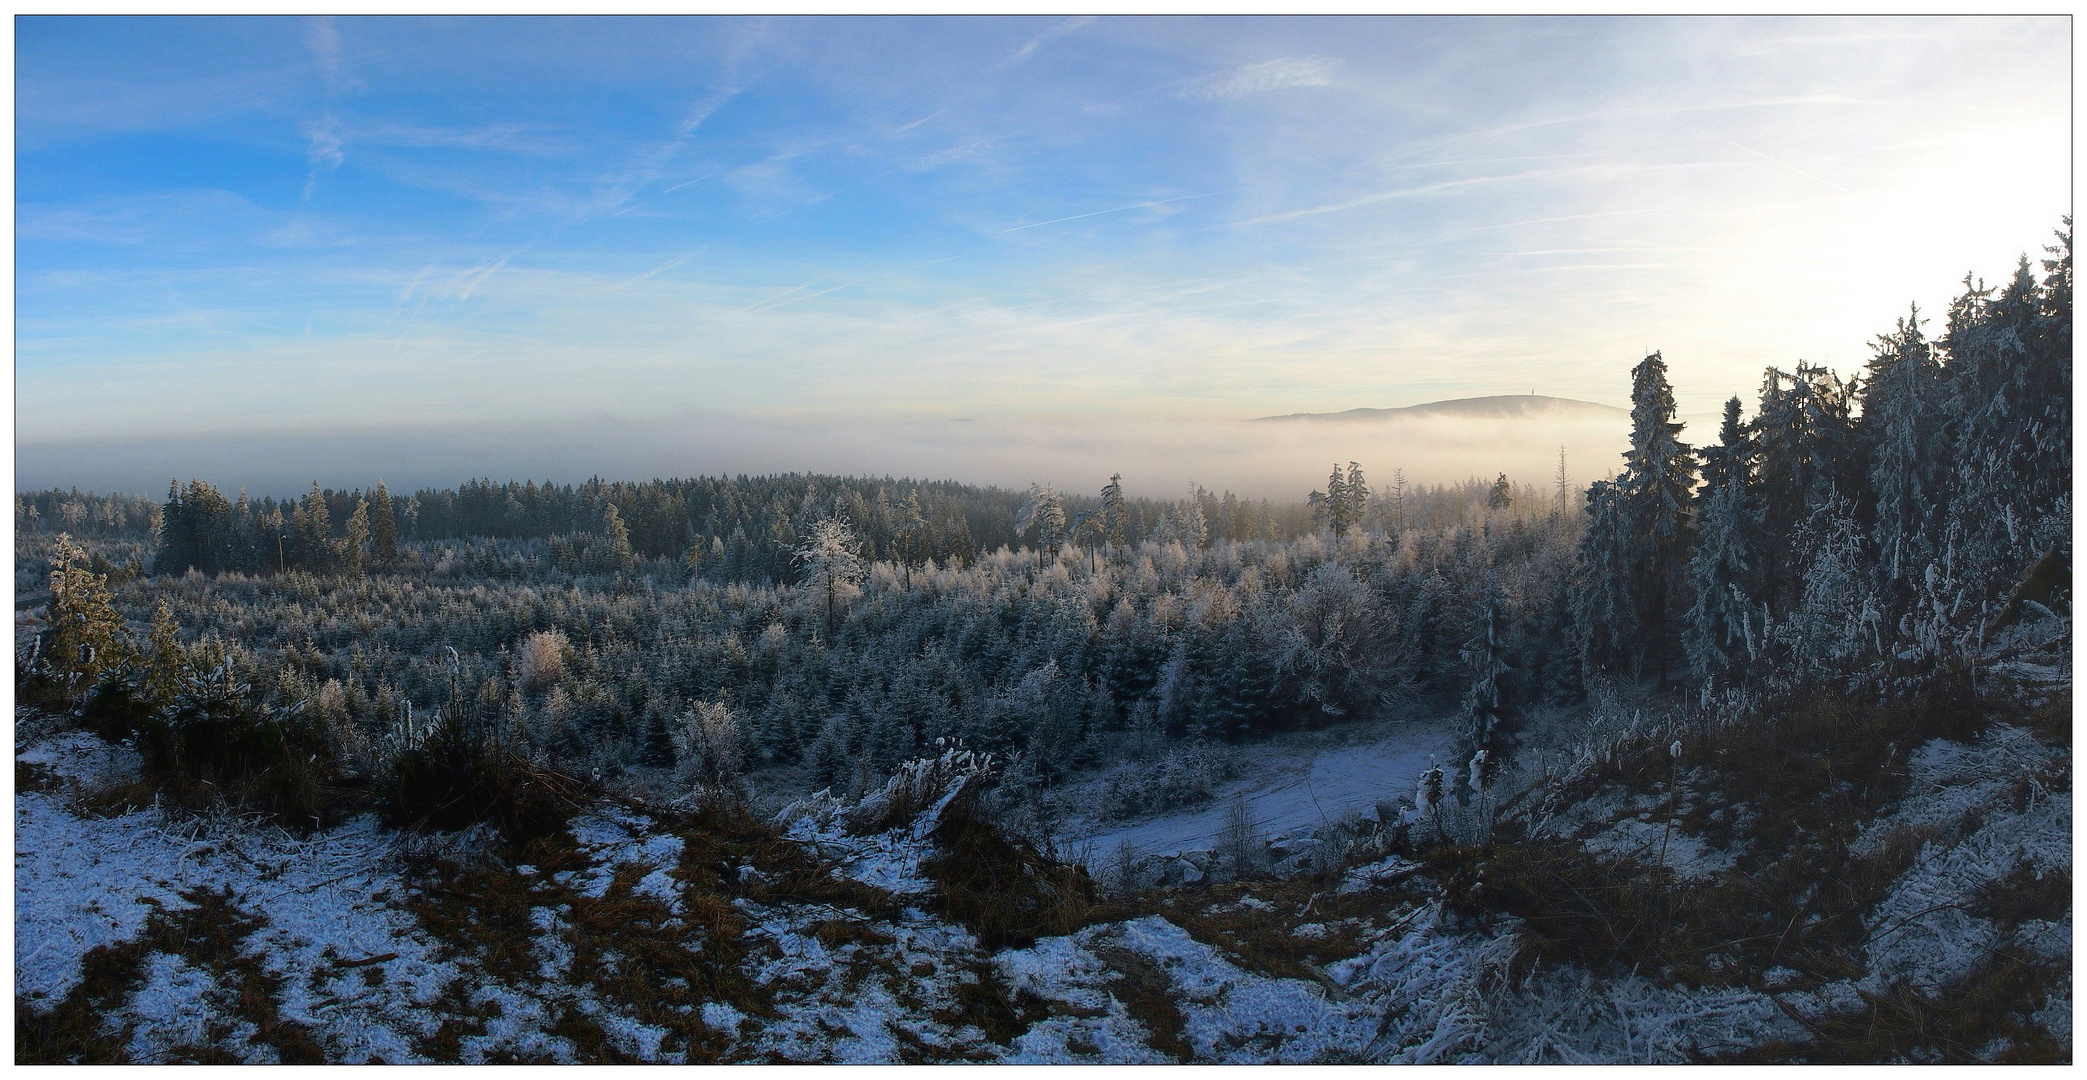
{"left": 16, "top": 223, "right": 2071, "bottom": 819}
{"left": 14, "top": 222, "right": 2071, "bottom": 1066}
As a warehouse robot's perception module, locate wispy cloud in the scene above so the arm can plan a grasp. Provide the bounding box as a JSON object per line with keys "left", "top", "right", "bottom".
{"left": 608, "top": 252, "right": 696, "bottom": 290}
{"left": 301, "top": 16, "right": 351, "bottom": 199}
{"left": 1000, "top": 191, "right": 1227, "bottom": 234}
{"left": 999, "top": 16, "right": 1093, "bottom": 67}
{"left": 1177, "top": 57, "right": 1339, "bottom": 101}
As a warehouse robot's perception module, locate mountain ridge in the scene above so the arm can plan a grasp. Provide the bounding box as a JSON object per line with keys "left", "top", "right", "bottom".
{"left": 1249, "top": 393, "right": 1627, "bottom": 423}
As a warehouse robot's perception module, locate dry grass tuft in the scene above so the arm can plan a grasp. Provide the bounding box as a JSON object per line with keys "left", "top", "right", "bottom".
{"left": 1092, "top": 943, "right": 1191, "bottom": 1061}
{"left": 922, "top": 803, "right": 1098, "bottom": 951}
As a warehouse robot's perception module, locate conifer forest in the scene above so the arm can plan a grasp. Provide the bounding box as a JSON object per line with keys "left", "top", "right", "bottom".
{"left": 17, "top": 228, "right": 2072, "bottom": 1062}
{"left": 14, "top": 15, "right": 2072, "bottom": 1065}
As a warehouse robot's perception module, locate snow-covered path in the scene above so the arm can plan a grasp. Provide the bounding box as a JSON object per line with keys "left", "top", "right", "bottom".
{"left": 1064, "top": 717, "right": 1461, "bottom": 863}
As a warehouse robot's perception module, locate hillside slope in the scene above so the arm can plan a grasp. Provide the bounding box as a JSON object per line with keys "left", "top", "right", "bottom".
{"left": 16, "top": 611, "right": 2069, "bottom": 1063}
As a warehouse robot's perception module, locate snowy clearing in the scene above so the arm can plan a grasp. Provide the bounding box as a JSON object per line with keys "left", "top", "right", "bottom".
{"left": 1062, "top": 715, "right": 1459, "bottom": 865}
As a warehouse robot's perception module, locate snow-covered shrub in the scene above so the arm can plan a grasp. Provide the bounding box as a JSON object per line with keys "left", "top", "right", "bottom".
{"left": 515, "top": 629, "right": 570, "bottom": 695}
{"left": 376, "top": 691, "right": 584, "bottom": 842}
{"left": 671, "top": 699, "right": 744, "bottom": 797}
{"left": 1217, "top": 796, "right": 1266, "bottom": 879}
{"left": 1097, "top": 740, "right": 1237, "bottom": 820}
{"left": 840, "top": 742, "right": 995, "bottom": 838}
{"left": 126, "top": 659, "right": 340, "bottom": 828}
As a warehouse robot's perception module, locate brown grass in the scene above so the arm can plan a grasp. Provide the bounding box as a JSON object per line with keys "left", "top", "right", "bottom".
{"left": 1727, "top": 950, "right": 2070, "bottom": 1063}
{"left": 1092, "top": 943, "right": 1192, "bottom": 1061}
{"left": 922, "top": 805, "right": 1098, "bottom": 951}
{"left": 17, "top": 886, "right": 322, "bottom": 1064}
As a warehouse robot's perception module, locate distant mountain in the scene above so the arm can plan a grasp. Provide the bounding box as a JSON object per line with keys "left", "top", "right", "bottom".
{"left": 1249, "top": 394, "right": 1628, "bottom": 423}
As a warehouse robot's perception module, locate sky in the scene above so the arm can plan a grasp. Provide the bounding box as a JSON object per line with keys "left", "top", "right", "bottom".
{"left": 14, "top": 16, "right": 2073, "bottom": 498}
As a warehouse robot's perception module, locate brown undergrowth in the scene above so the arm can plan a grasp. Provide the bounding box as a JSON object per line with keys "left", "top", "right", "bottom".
{"left": 17, "top": 886, "right": 323, "bottom": 1065}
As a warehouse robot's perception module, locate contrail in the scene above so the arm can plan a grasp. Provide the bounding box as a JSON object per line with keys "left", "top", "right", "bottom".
{"left": 1000, "top": 191, "right": 1226, "bottom": 234}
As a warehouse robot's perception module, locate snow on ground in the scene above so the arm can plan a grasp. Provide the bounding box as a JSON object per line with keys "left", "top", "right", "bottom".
{"left": 564, "top": 808, "right": 687, "bottom": 903}
{"left": 1064, "top": 716, "right": 1459, "bottom": 866}
{"left": 15, "top": 786, "right": 458, "bottom": 1060}
{"left": 18, "top": 689, "right": 2068, "bottom": 1063}
{"left": 1856, "top": 724, "right": 2071, "bottom": 997}
{"left": 997, "top": 914, "right": 1378, "bottom": 1063}
{"left": 1579, "top": 817, "right": 1738, "bottom": 883}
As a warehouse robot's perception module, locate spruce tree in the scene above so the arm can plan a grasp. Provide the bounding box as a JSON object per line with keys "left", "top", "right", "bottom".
{"left": 1311, "top": 465, "right": 1351, "bottom": 537}
{"left": 1574, "top": 478, "right": 1632, "bottom": 676}
{"left": 1942, "top": 225, "right": 2072, "bottom": 595}
{"left": 1343, "top": 462, "right": 1369, "bottom": 534}
{"left": 1751, "top": 363, "right": 1860, "bottom": 612}
{"left": 300, "top": 482, "right": 334, "bottom": 574}
{"left": 1099, "top": 474, "right": 1128, "bottom": 551}
{"left": 1683, "top": 398, "right": 1762, "bottom": 689}
{"left": 1861, "top": 305, "right": 1948, "bottom": 604}
{"left": 1618, "top": 352, "right": 1697, "bottom": 680}
{"left": 152, "top": 479, "right": 188, "bottom": 575}
{"left": 371, "top": 482, "right": 399, "bottom": 568}
{"left": 342, "top": 498, "right": 371, "bottom": 575}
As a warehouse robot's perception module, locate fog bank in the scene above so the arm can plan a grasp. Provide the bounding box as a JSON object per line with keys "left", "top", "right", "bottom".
{"left": 19, "top": 408, "right": 1641, "bottom": 503}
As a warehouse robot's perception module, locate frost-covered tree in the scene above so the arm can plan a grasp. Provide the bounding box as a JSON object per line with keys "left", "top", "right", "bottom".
{"left": 1683, "top": 399, "right": 1763, "bottom": 690}
{"left": 43, "top": 535, "right": 134, "bottom": 692}
{"left": 1310, "top": 464, "right": 1353, "bottom": 537}
{"left": 1343, "top": 462, "right": 1370, "bottom": 534}
{"left": 1015, "top": 482, "right": 1066, "bottom": 565}
{"left": 672, "top": 699, "right": 744, "bottom": 795}
{"left": 1752, "top": 363, "right": 1861, "bottom": 612}
{"left": 1099, "top": 473, "right": 1129, "bottom": 551}
{"left": 795, "top": 515, "right": 866, "bottom": 638}
{"left": 1942, "top": 224, "right": 2072, "bottom": 596}
{"left": 1773, "top": 497, "right": 1879, "bottom": 677}
{"left": 1460, "top": 576, "right": 1511, "bottom": 767}
{"left": 1574, "top": 478, "right": 1632, "bottom": 678}
{"left": 1618, "top": 352, "right": 1697, "bottom": 680}
{"left": 342, "top": 498, "right": 371, "bottom": 576}
{"left": 1860, "top": 304, "right": 1949, "bottom": 605}
{"left": 371, "top": 482, "right": 399, "bottom": 568}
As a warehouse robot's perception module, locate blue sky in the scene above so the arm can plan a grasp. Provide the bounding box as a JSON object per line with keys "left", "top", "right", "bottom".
{"left": 15, "top": 16, "right": 2072, "bottom": 494}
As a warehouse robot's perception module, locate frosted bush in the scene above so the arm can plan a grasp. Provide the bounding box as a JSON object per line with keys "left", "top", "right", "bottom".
{"left": 515, "top": 629, "right": 570, "bottom": 694}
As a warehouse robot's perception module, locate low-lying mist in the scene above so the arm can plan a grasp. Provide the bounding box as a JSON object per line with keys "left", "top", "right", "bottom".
{"left": 18, "top": 405, "right": 1635, "bottom": 502}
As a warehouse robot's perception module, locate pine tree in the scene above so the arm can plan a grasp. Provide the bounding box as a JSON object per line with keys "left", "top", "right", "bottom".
{"left": 1099, "top": 474, "right": 1129, "bottom": 551}
{"left": 892, "top": 491, "right": 928, "bottom": 585}
{"left": 1015, "top": 482, "right": 1066, "bottom": 565}
{"left": 371, "top": 482, "right": 399, "bottom": 568}
{"left": 1487, "top": 473, "right": 1513, "bottom": 512}
{"left": 1618, "top": 352, "right": 1698, "bottom": 680}
{"left": 1861, "top": 305, "right": 1948, "bottom": 604}
{"left": 1343, "top": 462, "right": 1369, "bottom": 534}
{"left": 44, "top": 535, "right": 134, "bottom": 693}
{"left": 342, "top": 497, "right": 371, "bottom": 575}
{"left": 1683, "top": 398, "right": 1763, "bottom": 689}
